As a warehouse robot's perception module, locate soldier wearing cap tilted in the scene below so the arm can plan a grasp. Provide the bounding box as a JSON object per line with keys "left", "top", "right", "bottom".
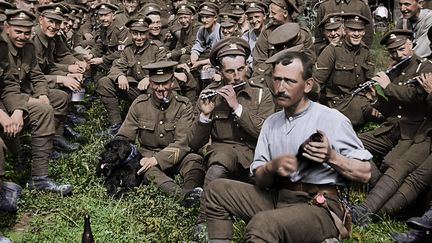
{"left": 83, "top": 3, "right": 129, "bottom": 82}
{"left": 14, "top": 0, "right": 38, "bottom": 14}
{"left": 350, "top": 29, "right": 432, "bottom": 226}
{"left": 251, "top": 0, "right": 313, "bottom": 78}
{"left": 96, "top": 18, "right": 167, "bottom": 136}
{"left": 115, "top": 60, "right": 205, "bottom": 208}
{"left": 141, "top": 3, "right": 169, "bottom": 46}
{"left": 190, "top": 2, "right": 221, "bottom": 70}
{"left": 167, "top": 4, "right": 200, "bottom": 63}
{"left": 314, "top": 13, "right": 344, "bottom": 56}
{"left": 188, "top": 37, "right": 274, "bottom": 237}
{"left": 219, "top": 12, "right": 241, "bottom": 38}
{"left": 230, "top": 3, "right": 249, "bottom": 35}
{"left": 113, "top": 0, "right": 144, "bottom": 27}
{"left": 313, "top": 13, "right": 380, "bottom": 127}
{"left": 0, "top": 10, "right": 74, "bottom": 202}
{"left": 314, "top": 0, "right": 373, "bottom": 52}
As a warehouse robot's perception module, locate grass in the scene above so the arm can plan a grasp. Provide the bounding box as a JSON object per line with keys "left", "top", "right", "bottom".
{"left": 0, "top": 30, "right": 414, "bottom": 242}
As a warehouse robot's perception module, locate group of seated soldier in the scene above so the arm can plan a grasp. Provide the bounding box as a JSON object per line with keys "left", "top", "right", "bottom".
{"left": 0, "top": 0, "right": 432, "bottom": 242}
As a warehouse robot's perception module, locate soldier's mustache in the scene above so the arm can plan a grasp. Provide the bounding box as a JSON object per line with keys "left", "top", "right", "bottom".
{"left": 274, "top": 92, "right": 290, "bottom": 98}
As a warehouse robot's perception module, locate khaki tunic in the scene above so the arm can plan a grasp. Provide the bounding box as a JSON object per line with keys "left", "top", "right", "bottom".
{"left": 313, "top": 40, "right": 374, "bottom": 126}
{"left": 170, "top": 23, "right": 201, "bottom": 62}
{"left": 189, "top": 81, "right": 275, "bottom": 169}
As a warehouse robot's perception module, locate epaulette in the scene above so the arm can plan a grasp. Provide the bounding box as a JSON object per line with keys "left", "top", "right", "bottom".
{"left": 249, "top": 79, "right": 266, "bottom": 88}
{"left": 150, "top": 40, "right": 164, "bottom": 47}
{"left": 174, "top": 93, "right": 189, "bottom": 104}
{"left": 135, "top": 94, "right": 150, "bottom": 102}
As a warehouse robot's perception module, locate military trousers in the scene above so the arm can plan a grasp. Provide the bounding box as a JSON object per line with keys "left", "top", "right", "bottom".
{"left": 206, "top": 179, "right": 342, "bottom": 242}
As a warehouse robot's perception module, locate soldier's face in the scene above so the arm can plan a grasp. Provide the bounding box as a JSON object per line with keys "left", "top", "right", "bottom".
{"left": 15, "top": 0, "right": 36, "bottom": 14}
{"left": 324, "top": 26, "right": 343, "bottom": 44}
{"left": 61, "top": 19, "right": 73, "bottom": 33}
{"left": 98, "top": 12, "right": 114, "bottom": 27}
{"left": 220, "top": 56, "right": 247, "bottom": 85}
{"left": 269, "top": 3, "right": 287, "bottom": 25}
{"left": 39, "top": 16, "right": 61, "bottom": 37}
{"left": 5, "top": 24, "right": 32, "bottom": 48}
{"left": 123, "top": 0, "right": 139, "bottom": 13}
{"left": 150, "top": 79, "right": 174, "bottom": 101}
{"left": 388, "top": 40, "right": 413, "bottom": 61}
{"left": 399, "top": 0, "right": 421, "bottom": 19}
{"left": 148, "top": 14, "right": 161, "bottom": 36}
{"left": 344, "top": 27, "right": 365, "bottom": 46}
{"left": 221, "top": 25, "right": 237, "bottom": 37}
{"left": 178, "top": 14, "right": 192, "bottom": 28}
{"left": 272, "top": 59, "right": 312, "bottom": 110}
{"left": 247, "top": 12, "right": 265, "bottom": 30}
{"left": 200, "top": 15, "right": 217, "bottom": 29}
{"left": 131, "top": 30, "right": 147, "bottom": 46}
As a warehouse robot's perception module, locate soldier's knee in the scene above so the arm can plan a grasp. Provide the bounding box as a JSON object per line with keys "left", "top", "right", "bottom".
{"left": 206, "top": 178, "right": 232, "bottom": 201}
{"left": 245, "top": 212, "right": 276, "bottom": 242}
{"left": 206, "top": 164, "right": 229, "bottom": 182}
{"left": 96, "top": 77, "right": 114, "bottom": 95}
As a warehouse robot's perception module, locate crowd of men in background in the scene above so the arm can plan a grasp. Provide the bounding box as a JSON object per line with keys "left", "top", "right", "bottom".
{"left": 0, "top": 0, "right": 432, "bottom": 242}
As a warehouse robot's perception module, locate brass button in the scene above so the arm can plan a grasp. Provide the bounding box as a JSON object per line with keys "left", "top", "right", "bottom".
{"left": 137, "top": 62, "right": 140, "bottom": 65}
{"left": 354, "top": 64, "right": 358, "bottom": 67}
{"left": 398, "top": 82, "right": 403, "bottom": 85}
{"left": 215, "top": 115, "right": 219, "bottom": 118}
{"left": 159, "top": 121, "right": 163, "bottom": 124}
{"left": 398, "top": 106, "right": 402, "bottom": 109}
{"left": 397, "top": 115, "right": 402, "bottom": 118}
{"left": 160, "top": 134, "right": 164, "bottom": 137}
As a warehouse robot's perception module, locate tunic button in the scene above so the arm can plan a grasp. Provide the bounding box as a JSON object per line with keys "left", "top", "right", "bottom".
{"left": 398, "top": 82, "right": 402, "bottom": 85}
{"left": 137, "top": 62, "right": 140, "bottom": 65}
{"left": 159, "top": 121, "right": 163, "bottom": 124}
{"left": 343, "top": 67, "right": 346, "bottom": 69}
{"left": 398, "top": 106, "right": 402, "bottom": 109}
{"left": 354, "top": 64, "right": 358, "bottom": 67}
{"left": 240, "top": 137, "right": 244, "bottom": 141}
{"left": 356, "top": 75, "right": 359, "bottom": 78}
{"left": 333, "top": 101, "right": 336, "bottom": 104}
{"left": 288, "top": 117, "right": 293, "bottom": 121}
{"left": 261, "top": 78, "right": 264, "bottom": 81}
{"left": 138, "top": 71, "right": 141, "bottom": 74}
{"left": 397, "top": 115, "right": 402, "bottom": 118}
{"left": 17, "top": 67, "right": 21, "bottom": 71}
{"left": 160, "top": 134, "right": 164, "bottom": 137}
{"left": 215, "top": 115, "right": 219, "bottom": 118}
{"left": 236, "top": 124, "right": 239, "bottom": 127}
{"left": 143, "top": 125, "right": 146, "bottom": 128}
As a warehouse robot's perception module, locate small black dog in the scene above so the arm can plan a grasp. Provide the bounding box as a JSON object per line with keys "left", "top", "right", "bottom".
{"left": 96, "top": 139, "right": 143, "bottom": 198}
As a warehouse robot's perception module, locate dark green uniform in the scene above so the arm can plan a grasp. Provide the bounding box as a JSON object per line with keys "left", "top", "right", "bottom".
{"left": 116, "top": 92, "right": 204, "bottom": 199}
{"left": 313, "top": 40, "right": 375, "bottom": 126}
{"left": 97, "top": 39, "right": 167, "bottom": 125}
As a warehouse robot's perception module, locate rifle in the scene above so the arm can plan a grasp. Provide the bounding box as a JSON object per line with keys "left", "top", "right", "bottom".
{"left": 352, "top": 56, "right": 412, "bottom": 96}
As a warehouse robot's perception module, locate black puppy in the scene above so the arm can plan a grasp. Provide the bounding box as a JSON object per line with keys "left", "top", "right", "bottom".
{"left": 96, "top": 139, "right": 143, "bottom": 198}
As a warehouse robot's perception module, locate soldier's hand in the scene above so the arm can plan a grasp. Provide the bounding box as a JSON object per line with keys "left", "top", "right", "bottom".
{"left": 218, "top": 85, "right": 239, "bottom": 110}
{"left": 137, "top": 157, "right": 158, "bottom": 175}
{"left": 174, "top": 72, "right": 187, "bottom": 83}
{"left": 267, "top": 154, "right": 298, "bottom": 177}
{"left": 76, "top": 60, "right": 89, "bottom": 71}
{"left": 371, "top": 108, "right": 383, "bottom": 119}
{"left": 364, "top": 84, "right": 377, "bottom": 101}
{"left": 68, "top": 64, "right": 85, "bottom": 74}
{"left": 38, "top": 95, "right": 50, "bottom": 105}
{"left": 118, "top": 76, "right": 129, "bottom": 91}
{"left": 10, "top": 110, "right": 24, "bottom": 136}
{"left": 301, "top": 130, "right": 334, "bottom": 164}
{"left": 418, "top": 72, "right": 432, "bottom": 94}
{"left": 138, "top": 77, "right": 150, "bottom": 91}
{"left": 67, "top": 73, "right": 83, "bottom": 81}
{"left": 373, "top": 71, "right": 391, "bottom": 89}
{"left": 176, "top": 63, "right": 190, "bottom": 73}
{"left": 0, "top": 110, "right": 14, "bottom": 137}
{"left": 198, "top": 90, "right": 216, "bottom": 117}
{"left": 83, "top": 54, "right": 93, "bottom": 61}
{"left": 60, "top": 76, "right": 81, "bottom": 92}
{"left": 89, "top": 57, "right": 103, "bottom": 65}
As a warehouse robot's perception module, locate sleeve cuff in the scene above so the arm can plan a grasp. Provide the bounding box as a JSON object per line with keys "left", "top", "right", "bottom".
{"left": 199, "top": 113, "right": 212, "bottom": 123}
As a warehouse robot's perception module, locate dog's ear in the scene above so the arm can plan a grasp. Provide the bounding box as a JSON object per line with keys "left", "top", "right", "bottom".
{"left": 117, "top": 141, "right": 132, "bottom": 160}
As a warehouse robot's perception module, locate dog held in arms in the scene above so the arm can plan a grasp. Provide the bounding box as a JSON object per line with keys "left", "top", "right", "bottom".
{"left": 96, "top": 139, "right": 143, "bottom": 198}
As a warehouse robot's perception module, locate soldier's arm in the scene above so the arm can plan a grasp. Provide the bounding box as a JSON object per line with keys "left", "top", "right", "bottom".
{"left": 188, "top": 104, "right": 213, "bottom": 151}
{"left": 251, "top": 29, "right": 270, "bottom": 75}
{"left": 361, "top": 3, "right": 374, "bottom": 47}
{"left": 107, "top": 49, "right": 129, "bottom": 81}
{"left": 115, "top": 98, "right": 141, "bottom": 142}
{"left": 29, "top": 55, "right": 50, "bottom": 98}
{"left": 0, "top": 61, "right": 28, "bottom": 114}
{"left": 312, "top": 45, "right": 336, "bottom": 90}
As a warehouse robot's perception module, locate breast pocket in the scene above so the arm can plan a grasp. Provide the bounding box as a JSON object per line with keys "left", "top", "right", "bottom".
{"left": 161, "top": 121, "right": 177, "bottom": 146}
{"left": 138, "top": 120, "right": 157, "bottom": 147}
{"left": 212, "top": 111, "right": 232, "bottom": 139}
{"left": 333, "top": 62, "right": 355, "bottom": 88}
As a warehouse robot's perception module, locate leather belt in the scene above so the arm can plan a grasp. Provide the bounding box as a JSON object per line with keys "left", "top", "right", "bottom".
{"left": 278, "top": 181, "right": 339, "bottom": 196}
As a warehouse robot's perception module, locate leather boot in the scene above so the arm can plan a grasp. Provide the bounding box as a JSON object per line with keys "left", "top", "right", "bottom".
{"left": 0, "top": 179, "right": 22, "bottom": 213}
{"left": 351, "top": 203, "right": 371, "bottom": 227}
{"left": 66, "top": 113, "right": 86, "bottom": 125}
{"left": 408, "top": 207, "right": 432, "bottom": 231}
{"left": 181, "top": 187, "right": 203, "bottom": 208}
{"left": 63, "top": 124, "right": 85, "bottom": 143}
{"left": 28, "top": 175, "right": 73, "bottom": 196}
{"left": 95, "top": 123, "right": 122, "bottom": 138}
{"left": 391, "top": 229, "right": 432, "bottom": 243}
{"left": 53, "top": 135, "right": 80, "bottom": 152}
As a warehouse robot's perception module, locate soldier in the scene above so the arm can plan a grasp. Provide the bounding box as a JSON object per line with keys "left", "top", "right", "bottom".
{"left": 96, "top": 18, "right": 166, "bottom": 136}
{"left": 115, "top": 61, "right": 205, "bottom": 207}
{"left": 167, "top": 4, "right": 200, "bottom": 63}
{"left": 32, "top": 4, "right": 84, "bottom": 153}
{"left": 351, "top": 29, "right": 432, "bottom": 226}
{"left": 314, "top": 13, "right": 344, "bottom": 56}
{"left": 142, "top": 3, "right": 166, "bottom": 44}
{"left": 84, "top": 3, "right": 129, "bottom": 83}
{"left": 1, "top": 10, "right": 73, "bottom": 204}
{"left": 313, "top": 13, "right": 380, "bottom": 127}
{"left": 204, "top": 51, "right": 372, "bottom": 242}
{"left": 230, "top": 3, "right": 249, "bottom": 35}
{"left": 396, "top": 0, "right": 432, "bottom": 58}
{"left": 114, "top": 0, "right": 143, "bottom": 26}
{"left": 14, "top": 0, "right": 38, "bottom": 14}
{"left": 188, "top": 37, "right": 275, "bottom": 237}
{"left": 219, "top": 12, "right": 241, "bottom": 38}
{"left": 314, "top": 0, "right": 373, "bottom": 52}
{"left": 251, "top": 0, "right": 309, "bottom": 78}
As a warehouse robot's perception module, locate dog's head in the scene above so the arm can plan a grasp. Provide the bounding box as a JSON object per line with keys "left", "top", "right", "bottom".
{"left": 97, "top": 139, "right": 133, "bottom": 177}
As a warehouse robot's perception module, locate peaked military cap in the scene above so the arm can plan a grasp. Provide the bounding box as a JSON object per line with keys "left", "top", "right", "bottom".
{"left": 245, "top": 1, "right": 267, "bottom": 14}
{"left": 198, "top": 2, "right": 219, "bottom": 16}
{"left": 380, "top": 29, "right": 413, "bottom": 49}
{"left": 270, "top": 0, "right": 298, "bottom": 13}
{"left": 268, "top": 22, "right": 302, "bottom": 46}
{"left": 142, "top": 3, "right": 161, "bottom": 16}
{"left": 318, "top": 13, "right": 343, "bottom": 30}
{"left": 38, "top": 3, "right": 68, "bottom": 21}
{"left": 70, "top": 5, "right": 88, "bottom": 19}
{"left": 219, "top": 12, "right": 239, "bottom": 28}
{"left": 0, "top": 0, "right": 14, "bottom": 22}
{"left": 142, "top": 61, "right": 179, "bottom": 83}
{"left": 230, "top": 3, "right": 245, "bottom": 16}
{"left": 95, "top": 3, "right": 118, "bottom": 15}
{"left": 265, "top": 44, "right": 304, "bottom": 64}
{"left": 6, "top": 9, "right": 35, "bottom": 27}
{"left": 126, "top": 18, "right": 149, "bottom": 32}
{"left": 342, "top": 12, "right": 369, "bottom": 30}
{"left": 210, "top": 37, "right": 251, "bottom": 67}
{"left": 176, "top": 4, "right": 195, "bottom": 15}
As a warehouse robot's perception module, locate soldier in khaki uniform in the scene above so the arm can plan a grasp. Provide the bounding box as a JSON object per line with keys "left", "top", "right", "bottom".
{"left": 1, "top": 10, "right": 73, "bottom": 200}
{"left": 314, "top": 0, "right": 373, "bottom": 52}
{"left": 219, "top": 12, "right": 242, "bottom": 38}
{"left": 84, "top": 3, "right": 129, "bottom": 82}
{"left": 114, "top": 0, "right": 144, "bottom": 26}
{"left": 96, "top": 18, "right": 166, "bottom": 136}
{"left": 188, "top": 37, "right": 275, "bottom": 235}
{"left": 115, "top": 61, "right": 205, "bottom": 206}
{"left": 251, "top": 0, "right": 313, "bottom": 78}
{"left": 353, "top": 30, "right": 432, "bottom": 225}
{"left": 313, "top": 13, "right": 380, "bottom": 127}
{"left": 314, "top": 13, "right": 344, "bottom": 57}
